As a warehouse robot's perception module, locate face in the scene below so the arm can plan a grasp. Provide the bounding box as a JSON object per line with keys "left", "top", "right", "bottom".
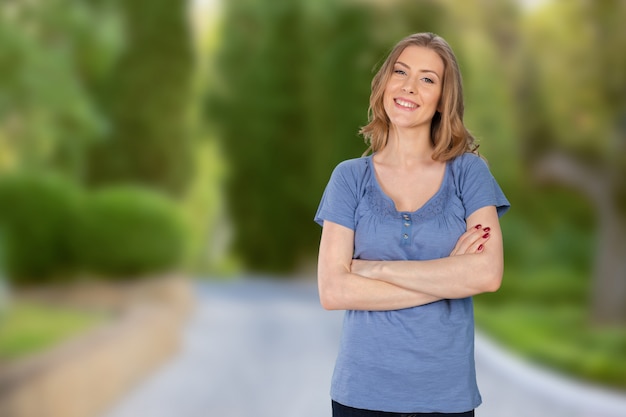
{"left": 383, "top": 45, "right": 444, "bottom": 133}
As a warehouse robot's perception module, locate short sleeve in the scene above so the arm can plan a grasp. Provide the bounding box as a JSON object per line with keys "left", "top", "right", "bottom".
{"left": 456, "top": 154, "right": 510, "bottom": 218}
{"left": 314, "top": 160, "right": 363, "bottom": 230}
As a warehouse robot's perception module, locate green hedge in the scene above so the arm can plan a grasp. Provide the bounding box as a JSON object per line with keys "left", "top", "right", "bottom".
{"left": 0, "top": 173, "right": 187, "bottom": 284}
{"left": 72, "top": 186, "right": 187, "bottom": 278}
{"left": 0, "top": 173, "right": 81, "bottom": 284}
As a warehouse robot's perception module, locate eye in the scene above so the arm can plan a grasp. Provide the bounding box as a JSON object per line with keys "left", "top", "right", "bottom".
{"left": 393, "top": 69, "right": 407, "bottom": 76}
{"left": 421, "top": 77, "right": 435, "bottom": 84}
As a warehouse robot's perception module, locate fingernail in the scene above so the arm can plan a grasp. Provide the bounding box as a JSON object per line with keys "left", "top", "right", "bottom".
{"left": 478, "top": 244, "right": 484, "bottom": 251}
{"left": 474, "top": 224, "right": 482, "bottom": 229}
{"left": 483, "top": 227, "right": 491, "bottom": 232}
{"left": 482, "top": 233, "right": 490, "bottom": 239}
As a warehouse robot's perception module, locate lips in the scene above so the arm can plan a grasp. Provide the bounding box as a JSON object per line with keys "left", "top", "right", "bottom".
{"left": 394, "top": 98, "right": 418, "bottom": 109}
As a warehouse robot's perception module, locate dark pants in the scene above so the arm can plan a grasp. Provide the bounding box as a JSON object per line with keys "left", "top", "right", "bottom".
{"left": 332, "top": 401, "right": 475, "bottom": 417}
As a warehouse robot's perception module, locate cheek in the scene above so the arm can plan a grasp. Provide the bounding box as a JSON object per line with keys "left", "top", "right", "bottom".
{"left": 428, "top": 87, "right": 442, "bottom": 99}
{"left": 382, "top": 91, "right": 395, "bottom": 112}
{"left": 427, "top": 90, "right": 443, "bottom": 107}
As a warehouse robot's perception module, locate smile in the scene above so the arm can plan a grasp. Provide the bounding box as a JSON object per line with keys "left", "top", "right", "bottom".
{"left": 394, "top": 98, "right": 418, "bottom": 109}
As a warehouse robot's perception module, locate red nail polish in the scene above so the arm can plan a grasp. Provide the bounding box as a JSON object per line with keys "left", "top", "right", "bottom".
{"left": 483, "top": 227, "right": 490, "bottom": 232}
{"left": 482, "top": 233, "right": 490, "bottom": 239}
{"left": 475, "top": 224, "right": 482, "bottom": 229}
{"left": 478, "top": 244, "right": 484, "bottom": 251}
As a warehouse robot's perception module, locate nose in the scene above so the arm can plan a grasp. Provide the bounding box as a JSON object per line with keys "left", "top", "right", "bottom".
{"left": 401, "top": 77, "right": 416, "bottom": 94}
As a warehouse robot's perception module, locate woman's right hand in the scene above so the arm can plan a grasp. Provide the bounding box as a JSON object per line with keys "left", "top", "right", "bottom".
{"left": 449, "top": 225, "right": 491, "bottom": 256}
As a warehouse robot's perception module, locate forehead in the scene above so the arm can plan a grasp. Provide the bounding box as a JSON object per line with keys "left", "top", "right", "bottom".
{"left": 395, "top": 45, "right": 444, "bottom": 76}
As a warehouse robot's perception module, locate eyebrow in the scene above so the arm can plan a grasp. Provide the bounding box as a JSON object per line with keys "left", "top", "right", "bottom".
{"left": 395, "top": 60, "right": 441, "bottom": 80}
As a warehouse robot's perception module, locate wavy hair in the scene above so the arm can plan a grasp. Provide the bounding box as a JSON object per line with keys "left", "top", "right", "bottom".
{"left": 360, "top": 32, "right": 478, "bottom": 160}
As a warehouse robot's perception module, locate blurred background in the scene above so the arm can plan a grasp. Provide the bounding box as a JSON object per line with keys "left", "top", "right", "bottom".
{"left": 0, "top": 0, "right": 625, "bottom": 414}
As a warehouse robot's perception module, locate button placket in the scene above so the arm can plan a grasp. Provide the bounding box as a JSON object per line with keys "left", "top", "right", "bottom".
{"left": 401, "top": 213, "right": 412, "bottom": 245}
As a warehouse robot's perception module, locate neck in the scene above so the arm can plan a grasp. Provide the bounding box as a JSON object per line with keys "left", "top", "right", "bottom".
{"left": 379, "top": 125, "right": 434, "bottom": 165}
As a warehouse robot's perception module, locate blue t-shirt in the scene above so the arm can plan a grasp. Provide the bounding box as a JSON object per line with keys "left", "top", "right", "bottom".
{"left": 314, "top": 153, "right": 510, "bottom": 413}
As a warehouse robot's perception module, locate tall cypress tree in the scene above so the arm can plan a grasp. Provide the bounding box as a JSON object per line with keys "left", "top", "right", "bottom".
{"left": 209, "top": 0, "right": 308, "bottom": 272}
{"left": 208, "top": 0, "right": 378, "bottom": 273}
{"left": 86, "top": 0, "right": 194, "bottom": 196}
{"left": 208, "top": 0, "right": 449, "bottom": 273}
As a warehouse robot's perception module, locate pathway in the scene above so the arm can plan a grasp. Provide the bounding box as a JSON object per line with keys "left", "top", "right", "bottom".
{"left": 101, "top": 278, "right": 626, "bottom": 417}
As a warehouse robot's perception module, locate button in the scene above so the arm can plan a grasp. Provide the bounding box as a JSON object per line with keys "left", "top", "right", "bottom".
{"left": 404, "top": 222, "right": 410, "bottom": 227}
{"left": 402, "top": 233, "right": 409, "bottom": 239}
{"left": 402, "top": 214, "right": 410, "bottom": 220}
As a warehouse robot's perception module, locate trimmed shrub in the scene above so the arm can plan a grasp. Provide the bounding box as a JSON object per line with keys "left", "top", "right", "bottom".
{"left": 72, "top": 186, "right": 187, "bottom": 278}
{"left": 0, "top": 174, "right": 187, "bottom": 284}
{"left": 0, "top": 173, "right": 81, "bottom": 284}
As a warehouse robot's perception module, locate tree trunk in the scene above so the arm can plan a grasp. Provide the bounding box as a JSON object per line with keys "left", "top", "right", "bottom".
{"left": 534, "top": 152, "right": 626, "bottom": 325}
{"left": 592, "top": 214, "right": 626, "bottom": 324}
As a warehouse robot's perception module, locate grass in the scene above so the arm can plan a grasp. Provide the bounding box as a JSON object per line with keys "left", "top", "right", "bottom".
{"left": 473, "top": 203, "right": 626, "bottom": 391}
{"left": 0, "top": 302, "right": 108, "bottom": 363}
{"left": 474, "top": 267, "right": 626, "bottom": 391}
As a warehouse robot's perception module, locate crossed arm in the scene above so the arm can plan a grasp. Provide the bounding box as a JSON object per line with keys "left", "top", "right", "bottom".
{"left": 316, "top": 205, "right": 504, "bottom": 311}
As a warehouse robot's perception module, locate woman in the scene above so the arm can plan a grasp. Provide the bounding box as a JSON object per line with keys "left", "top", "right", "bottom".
{"left": 314, "top": 32, "right": 510, "bottom": 416}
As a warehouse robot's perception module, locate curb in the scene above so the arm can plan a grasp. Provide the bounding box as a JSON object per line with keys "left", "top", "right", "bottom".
{"left": 0, "top": 276, "right": 194, "bottom": 417}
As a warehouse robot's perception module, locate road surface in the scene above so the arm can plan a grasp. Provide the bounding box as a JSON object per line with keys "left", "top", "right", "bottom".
{"left": 102, "top": 278, "right": 626, "bottom": 417}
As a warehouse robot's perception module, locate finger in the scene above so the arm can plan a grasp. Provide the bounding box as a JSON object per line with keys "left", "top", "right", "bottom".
{"left": 450, "top": 229, "right": 477, "bottom": 256}
{"left": 474, "top": 232, "right": 491, "bottom": 253}
{"left": 467, "top": 229, "right": 492, "bottom": 254}
{"left": 451, "top": 226, "right": 491, "bottom": 256}
{"left": 451, "top": 225, "right": 484, "bottom": 255}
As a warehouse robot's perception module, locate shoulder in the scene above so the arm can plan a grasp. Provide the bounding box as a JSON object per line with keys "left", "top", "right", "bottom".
{"left": 333, "top": 156, "right": 371, "bottom": 173}
{"left": 449, "top": 152, "right": 492, "bottom": 179}
{"left": 330, "top": 156, "right": 372, "bottom": 182}
{"left": 448, "top": 153, "right": 498, "bottom": 192}
{"left": 450, "top": 152, "right": 488, "bottom": 170}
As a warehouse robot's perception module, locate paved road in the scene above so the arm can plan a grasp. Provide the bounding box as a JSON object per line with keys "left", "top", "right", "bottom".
{"left": 102, "top": 278, "right": 626, "bottom": 417}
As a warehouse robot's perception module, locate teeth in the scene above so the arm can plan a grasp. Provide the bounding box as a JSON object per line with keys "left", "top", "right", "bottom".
{"left": 395, "top": 98, "right": 417, "bottom": 109}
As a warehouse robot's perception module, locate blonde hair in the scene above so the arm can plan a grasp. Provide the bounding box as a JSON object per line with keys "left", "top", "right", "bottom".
{"left": 360, "top": 32, "right": 478, "bottom": 160}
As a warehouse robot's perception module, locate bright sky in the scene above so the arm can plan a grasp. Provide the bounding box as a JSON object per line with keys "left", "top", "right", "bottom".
{"left": 188, "top": 0, "right": 221, "bottom": 37}
{"left": 518, "top": 0, "right": 549, "bottom": 11}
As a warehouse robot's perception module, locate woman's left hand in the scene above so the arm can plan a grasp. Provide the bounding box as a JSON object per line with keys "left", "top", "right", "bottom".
{"left": 449, "top": 225, "right": 491, "bottom": 256}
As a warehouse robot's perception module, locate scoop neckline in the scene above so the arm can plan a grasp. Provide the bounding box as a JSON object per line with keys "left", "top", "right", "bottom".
{"left": 365, "top": 154, "right": 449, "bottom": 215}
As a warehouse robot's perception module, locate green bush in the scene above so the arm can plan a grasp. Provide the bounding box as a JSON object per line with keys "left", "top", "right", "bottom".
{"left": 0, "top": 174, "right": 188, "bottom": 284}
{"left": 72, "top": 186, "right": 187, "bottom": 278}
{"left": 0, "top": 173, "right": 81, "bottom": 284}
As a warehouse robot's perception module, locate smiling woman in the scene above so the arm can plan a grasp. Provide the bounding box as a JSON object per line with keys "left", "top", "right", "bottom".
{"left": 314, "top": 32, "right": 510, "bottom": 416}
{"left": 383, "top": 46, "right": 444, "bottom": 134}
{"left": 360, "top": 33, "right": 475, "bottom": 161}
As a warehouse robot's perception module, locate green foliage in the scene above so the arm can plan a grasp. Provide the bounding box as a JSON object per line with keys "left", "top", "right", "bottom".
{"left": 473, "top": 190, "right": 626, "bottom": 389}
{"left": 208, "top": 0, "right": 310, "bottom": 272}
{"left": 480, "top": 190, "right": 595, "bottom": 307}
{"left": 86, "top": 0, "right": 195, "bottom": 196}
{"left": 498, "top": 187, "right": 595, "bottom": 271}
{"left": 179, "top": 139, "right": 235, "bottom": 274}
{"left": 0, "top": 173, "right": 81, "bottom": 284}
{"left": 0, "top": 0, "right": 196, "bottom": 196}
{"left": 519, "top": 0, "right": 626, "bottom": 222}
{"left": 0, "top": 0, "right": 121, "bottom": 176}
{"left": 523, "top": 0, "right": 626, "bottom": 160}
{"left": 73, "top": 186, "right": 187, "bottom": 278}
{"left": 475, "top": 301, "right": 626, "bottom": 390}
{"left": 0, "top": 173, "right": 187, "bottom": 283}
{"left": 208, "top": 0, "right": 447, "bottom": 272}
